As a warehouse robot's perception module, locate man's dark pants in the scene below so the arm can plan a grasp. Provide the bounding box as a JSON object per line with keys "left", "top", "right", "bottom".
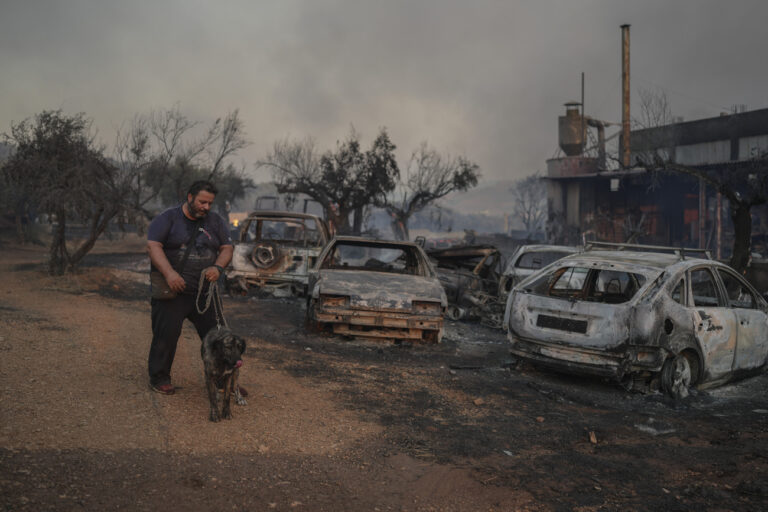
{"left": 149, "top": 293, "right": 217, "bottom": 387}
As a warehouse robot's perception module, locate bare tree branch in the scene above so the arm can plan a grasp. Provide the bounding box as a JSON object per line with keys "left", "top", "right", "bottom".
{"left": 384, "top": 143, "right": 480, "bottom": 240}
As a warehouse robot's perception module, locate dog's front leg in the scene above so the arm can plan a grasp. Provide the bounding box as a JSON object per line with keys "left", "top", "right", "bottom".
{"left": 205, "top": 373, "right": 221, "bottom": 422}
{"left": 221, "top": 374, "right": 233, "bottom": 420}
{"left": 233, "top": 369, "right": 247, "bottom": 406}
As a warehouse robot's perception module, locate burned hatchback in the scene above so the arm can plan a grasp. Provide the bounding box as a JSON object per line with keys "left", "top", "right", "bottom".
{"left": 306, "top": 237, "right": 447, "bottom": 343}
{"left": 226, "top": 211, "right": 330, "bottom": 295}
{"left": 505, "top": 242, "right": 768, "bottom": 398}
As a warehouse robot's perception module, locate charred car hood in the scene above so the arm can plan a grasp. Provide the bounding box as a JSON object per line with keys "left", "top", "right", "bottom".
{"left": 316, "top": 270, "right": 446, "bottom": 308}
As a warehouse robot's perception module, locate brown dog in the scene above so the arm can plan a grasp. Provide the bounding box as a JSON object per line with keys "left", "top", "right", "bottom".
{"left": 201, "top": 327, "right": 247, "bottom": 422}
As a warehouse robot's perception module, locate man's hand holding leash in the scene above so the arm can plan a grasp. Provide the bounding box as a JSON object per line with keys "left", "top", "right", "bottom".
{"left": 205, "top": 263, "right": 226, "bottom": 283}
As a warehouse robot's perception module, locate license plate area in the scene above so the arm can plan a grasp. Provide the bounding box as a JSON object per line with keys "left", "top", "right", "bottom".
{"left": 536, "top": 314, "right": 588, "bottom": 334}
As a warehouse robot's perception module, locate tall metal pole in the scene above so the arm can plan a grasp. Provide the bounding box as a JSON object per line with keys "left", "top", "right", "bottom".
{"left": 621, "top": 24, "right": 631, "bottom": 168}
{"left": 699, "top": 178, "right": 706, "bottom": 249}
{"left": 716, "top": 192, "right": 722, "bottom": 259}
{"left": 581, "top": 72, "right": 585, "bottom": 155}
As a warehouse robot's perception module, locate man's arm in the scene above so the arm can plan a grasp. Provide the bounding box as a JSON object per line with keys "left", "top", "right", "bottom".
{"left": 204, "top": 244, "right": 234, "bottom": 282}
{"left": 147, "top": 241, "right": 187, "bottom": 292}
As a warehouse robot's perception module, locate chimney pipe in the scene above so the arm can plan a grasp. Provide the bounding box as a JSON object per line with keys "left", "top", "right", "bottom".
{"left": 621, "top": 24, "right": 631, "bottom": 168}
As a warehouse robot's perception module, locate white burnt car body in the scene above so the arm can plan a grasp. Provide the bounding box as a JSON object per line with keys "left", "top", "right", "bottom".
{"left": 306, "top": 237, "right": 447, "bottom": 343}
{"left": 226, "top": 211, "right": 331, "bottom": 295}
{"left": 505, "top": 243, "right": 768, "bottom": 397}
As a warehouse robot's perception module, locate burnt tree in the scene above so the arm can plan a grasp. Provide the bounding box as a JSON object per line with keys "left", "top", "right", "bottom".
{"left": 261, "top": 128, "right": 399, "bottom": 234}
{"left": 116, "top": 106, "right": 249, "bottom": 215}
{"left": 2, "top": 110, "right": 131, "bottom": 274}
{"left": 384, "top": 143, "right": 479, "bottom": 240}
{"left": 509, "top": 173, "right": 547, "bottom": 238}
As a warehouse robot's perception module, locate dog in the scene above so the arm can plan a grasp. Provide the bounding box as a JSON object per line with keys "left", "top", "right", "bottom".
{"left": 201, "top": 327, "right": 247, "bottom": 422}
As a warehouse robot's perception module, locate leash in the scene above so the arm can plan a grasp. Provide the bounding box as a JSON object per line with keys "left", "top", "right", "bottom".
{"left": 195, "top": 269, "right": 229, "bottom": 329}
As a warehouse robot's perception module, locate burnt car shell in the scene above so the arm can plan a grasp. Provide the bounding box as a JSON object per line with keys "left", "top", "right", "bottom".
{"left": 505, "top": 244, "right": 768, "bottom": 396}
{"left": 427, "top": 245, "right": 503, "bottom": 322}
{"left": 307, "top": 237, "right": 447, "bottom": 343}
{"left": 226, "top": 211, "right": 330, "bottom": 294}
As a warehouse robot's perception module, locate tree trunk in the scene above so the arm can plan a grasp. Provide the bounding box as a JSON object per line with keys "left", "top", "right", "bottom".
{"left": 729, "top": 201, "right": 752, "bottom": 274}
{"left": 14, "top": 213, "right": 25, "bottom": 244}
{"left": 328, "top": 209, "right": 352, "bottom": 236}
{"left": 49, "top": 213, "right": 68, "bottom": 275}
{"left": 67, "top": 207, "right": 116, "bottom": 272}
{"left": 352, "top": 207, "right": 364, "bottom": 235}
{"left": 390, "top": 214, "right": 410, "bottom": 241}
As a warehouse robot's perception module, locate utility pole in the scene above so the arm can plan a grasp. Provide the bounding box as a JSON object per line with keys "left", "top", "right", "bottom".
{"left": 621, "top": 24, "right": 631, "bottom": 168}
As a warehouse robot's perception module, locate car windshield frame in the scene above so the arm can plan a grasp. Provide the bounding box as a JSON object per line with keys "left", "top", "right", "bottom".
{"left": 320, "top": 240, "right": 432, "bottom": 277}
{"left": 241, "top": 216, "right": 326, "bottom": 247}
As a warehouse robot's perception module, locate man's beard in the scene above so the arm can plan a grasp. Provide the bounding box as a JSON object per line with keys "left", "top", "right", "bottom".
{"left": 188, "top": 201, "right": 208, "bottom": 218}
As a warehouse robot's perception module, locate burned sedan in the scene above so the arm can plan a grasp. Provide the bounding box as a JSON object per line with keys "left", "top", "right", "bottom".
{"left": 505, "top": 242, "right": 768, "bottom": 398}
{"left": 306, "top": 237, "right": 447, "bottom": 343}
{"left": 226, "top": 211, "right": 330, "bottom": 295}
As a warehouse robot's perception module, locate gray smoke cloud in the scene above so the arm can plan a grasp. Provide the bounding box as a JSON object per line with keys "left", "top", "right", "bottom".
{"left": 1, "top": 0, "right": 766, "bottom": 185}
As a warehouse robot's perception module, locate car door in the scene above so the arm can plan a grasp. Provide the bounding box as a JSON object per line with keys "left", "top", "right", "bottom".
{"left": 688, "top": 267, "right": 737, "bottom": 380}
{"left": 716, "top": 268, "right": 768, "bottom": 371}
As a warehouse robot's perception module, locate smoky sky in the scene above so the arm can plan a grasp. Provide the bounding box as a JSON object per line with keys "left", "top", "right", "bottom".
{"left": 1, "top": 0, "right": 766, "bottom": 184}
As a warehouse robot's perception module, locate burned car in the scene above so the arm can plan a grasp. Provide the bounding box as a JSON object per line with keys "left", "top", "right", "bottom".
{"left": 505, "top": 242, "right": 768, "bottom": 398}
{"left": 427, "top": 245, "right": 504, "bottom": 325}
{"left": 498, "top": 244, "right": 579, "bottom": 298}
{"left": 306, "top": 237, "right": 447, "bottom": 343}
{"left": 226, "top": 211, "right": 331, "bottom": 295}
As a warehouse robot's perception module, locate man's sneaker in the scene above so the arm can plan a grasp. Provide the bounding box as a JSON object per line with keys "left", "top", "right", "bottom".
{"left": 150, "top": 383, "right": 175, "bottom": 395}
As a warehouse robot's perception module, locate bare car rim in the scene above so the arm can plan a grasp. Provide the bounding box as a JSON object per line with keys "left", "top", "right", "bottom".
{"left": 661, "top": 353, "right": 693, "bottom": 399}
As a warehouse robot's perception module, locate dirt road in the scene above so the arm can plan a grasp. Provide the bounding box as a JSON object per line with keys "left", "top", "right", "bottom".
{"left": 2, "top": 236, "right": 768, "bottom": 511}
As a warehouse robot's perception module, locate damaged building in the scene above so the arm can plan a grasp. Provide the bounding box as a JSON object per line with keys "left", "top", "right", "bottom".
{"left": 546, "top": 105, "right": 768, "bottom": 261}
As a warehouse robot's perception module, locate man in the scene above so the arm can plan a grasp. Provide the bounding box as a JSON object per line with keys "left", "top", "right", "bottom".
{"left": 146, "top": 180, "right": 234, "bottom": 395}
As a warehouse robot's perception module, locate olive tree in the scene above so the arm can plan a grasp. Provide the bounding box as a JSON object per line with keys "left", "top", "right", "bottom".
{"left": 384, "top": 143, "right": 479, "bottom": 240}
{"left": 2, "top": 107, "right": 250, "bottom": 275}
{"left": 2, "top": 110, "right": 132, "bottom": 274}
{"left": 115, "top": 106, "right": 249, "bottom": 216}
{"left": 260, "top": 128, "right": 399, "bottom": 234}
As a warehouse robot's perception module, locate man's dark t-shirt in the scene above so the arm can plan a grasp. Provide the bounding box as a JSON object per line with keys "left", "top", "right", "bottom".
{"left": 148, "top": 206, "right": 232, "bottom": 293}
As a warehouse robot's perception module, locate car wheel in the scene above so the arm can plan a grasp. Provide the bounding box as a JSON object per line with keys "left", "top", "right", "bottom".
{"left": 305, "top": 299, "right": 322, "bottom": 333}
{"left": 446, "top": 305, "right": 464, "bottom": 321}
{"left": 661, "top": 352, "right": 696, "bottom": 399}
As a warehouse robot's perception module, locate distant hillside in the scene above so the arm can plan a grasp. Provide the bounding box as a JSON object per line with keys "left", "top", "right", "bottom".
{"left": 442, "top": 179, "right": 517, "bottom": 216}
